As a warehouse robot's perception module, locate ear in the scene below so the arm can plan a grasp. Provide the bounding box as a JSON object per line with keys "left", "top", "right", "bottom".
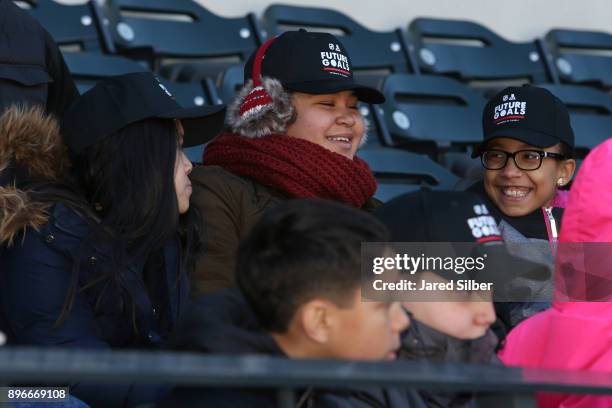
{"left": 558, "top": 158, "right": 577, "bottom": 186}
{"left": 299, "top": 299, "right": 335, "bottom": 344}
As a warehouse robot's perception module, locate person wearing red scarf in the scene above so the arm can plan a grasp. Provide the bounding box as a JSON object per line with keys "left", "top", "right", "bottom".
{"left": 190, "top": 30, "right": 386, "bottom": 296}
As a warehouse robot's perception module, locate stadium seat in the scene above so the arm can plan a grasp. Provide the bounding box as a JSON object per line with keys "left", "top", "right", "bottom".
{"left": 408, "top": 18, "right": 550, "bottom": 88}
{"left": 16, "top": 0, "right": 113, "bottom": 52}
{"left": 545, "top": 29, "right": 612, "bottom": 90}
{"left": 380, "top": 73, "right": 486, "bottom": 149}
{"left": 262, "top": 4, "right": 414, "bottom": 88}
{"left": 358, "top": 104, "right": 389, "bottom": 146}
{"left": 102, "top": 0, "right": 263, "bottom": 78}
{"left": 63, "top": 52, "right": 148, "bottom": 93}
{"left": 538, "top": 84, "right": 612, "bottom": 153}
{"left": 216, "top": 64, "right": 245, "bottom": 105}
{"left": 357, "top": 146, "right": 461, "bottom": 202}
{"left": 440, "top": 151, "right": 483, "bottom": 180}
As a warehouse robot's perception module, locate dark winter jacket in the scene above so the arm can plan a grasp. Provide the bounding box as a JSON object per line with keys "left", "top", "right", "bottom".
{"left": 467, "top": 181, "right": 567, "bottom": 330}
{"left": 0, "top": 0, "right": 78, "bottom": 116}
{"left": 161, "top": 288, "right": 426, "bottom": 408}
{"left": 0, "top": 108, "right": 188, "bottom": 407}
{"left": 189, "top": 165, "right": 381, "bottom": 296}
{"left": 400, "top": 319, "right": 499, "bottom": 408}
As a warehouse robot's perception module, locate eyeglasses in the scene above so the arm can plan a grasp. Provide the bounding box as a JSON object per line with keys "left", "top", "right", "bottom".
{"left": 481, "top": 149, "right": 566, "bottom": 171}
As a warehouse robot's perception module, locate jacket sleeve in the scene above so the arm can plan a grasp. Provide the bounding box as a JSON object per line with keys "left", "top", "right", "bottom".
{"left": 1, "top": 230, "right": 165, "bottom": 408}
{"left": 42, "top": 29, "right": 79, "bottom": 118}
{"left": 3, "top": 230, "right": 107, "bottom": 348}
{"left": 189, "top": 166, "right": 245, "bottom": 297}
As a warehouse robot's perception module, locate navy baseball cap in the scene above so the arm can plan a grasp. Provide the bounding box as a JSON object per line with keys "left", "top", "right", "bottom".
{"left": 244, "top": 29, "right": 385, "bottom": 104}
{"left": 473, "top": 85, "right": 575, "bottom": 157}
{"left": 62, "top": 72, "right": 226, "bottom": 153}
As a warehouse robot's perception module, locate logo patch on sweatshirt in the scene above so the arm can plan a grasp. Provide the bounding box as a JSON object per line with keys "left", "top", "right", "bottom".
{"left": 467, "top": 204, "right": 502, "bottom": 242}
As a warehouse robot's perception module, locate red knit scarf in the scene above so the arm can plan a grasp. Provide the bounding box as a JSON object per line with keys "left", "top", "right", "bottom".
{"left": 203, "top": 133, "right": 377, "bottom": 208}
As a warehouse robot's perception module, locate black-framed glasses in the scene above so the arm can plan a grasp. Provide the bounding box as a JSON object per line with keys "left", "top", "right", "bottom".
{"left": 481, "top": 149, "right": 566, "bottom": 171}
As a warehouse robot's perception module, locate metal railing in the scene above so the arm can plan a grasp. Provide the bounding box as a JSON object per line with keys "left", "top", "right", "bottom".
{"left": 1, "top": 347, "right": 612, "bottom": 407}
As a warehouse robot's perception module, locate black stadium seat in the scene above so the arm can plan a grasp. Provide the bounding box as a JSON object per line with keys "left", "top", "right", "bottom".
{"left": 17, "top": 0, "right": 113, "bottom": 52}
{"left": 380, "top": 73, "right": 486, "bottom": 148}
{"left": 408, "top": 18, "right": 550, "bottom": 87}
{"left": 102, "top": 0, "right": 263, "bottom": 78}
{"left": 545, "top": 29, "right": 612, "bottom": 90}
{"left": 539, "top": 84, "right": 612, "bottom": 153}
{"left": 62, "top": 52, "right": 148, "bottom": 93}
{"left": 357, "top": 146, "right": 460, "bottom": 202}
{"left": 262, "top": 4, "right": 414, "bottom": 88}
{"left": 216, "top": 64, "right": 245, "bottom": 105}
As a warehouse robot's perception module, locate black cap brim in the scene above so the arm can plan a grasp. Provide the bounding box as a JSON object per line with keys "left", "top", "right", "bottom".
{"left": 158, "top": 105, "right": 226, "bottom": 147}
{"left": 472, "top": 128, "right": 561, "bottom": 158}
{"left": 284, "top": 80, "right": 385, "bottom": 104}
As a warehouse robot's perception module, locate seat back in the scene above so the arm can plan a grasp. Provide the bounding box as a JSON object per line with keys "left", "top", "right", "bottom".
{"left": 545, "top": 29, "right": 612, "bottom": 90}
{"left": 217, "top": 64, "right": 246, "bottom": 105}
{"left": 104, "top": 0, "right": 261, "bottom": 71}
{"left": 381, "top": 73, "right": 486, "bottom": 148}
{"left": 409, "top": 18, "right": 549, "bottom": 85}
{"left": 539, "top": 84, "right": 612, "bottom": 153}
{"left": 19, "top": 0, "right": 113, "bottom": 52}
{"left": 262, "top": 4, "right": 412, "bottom": 80}
{"left": 63, "top": 52, "right": 148, "bottom": 93}
{"left": 357, "top": 146, "right": 460, "bottom": 202}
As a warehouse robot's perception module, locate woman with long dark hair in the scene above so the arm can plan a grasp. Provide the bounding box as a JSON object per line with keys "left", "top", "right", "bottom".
{"left": 0, "top": 72, "right": 225, "bottom": 407}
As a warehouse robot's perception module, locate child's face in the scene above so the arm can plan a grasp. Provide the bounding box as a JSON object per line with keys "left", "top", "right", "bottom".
{"left": 483, "top": 137, "right": 575, "bottom": 216}
{"left": 286, "top": 91, "right": 365, "bottom": 159}
{"left": 403, "top": 273, "right": 496, "bottom": 340}
{"left": 327, "top": 289, "right": 409, "bottom": 361}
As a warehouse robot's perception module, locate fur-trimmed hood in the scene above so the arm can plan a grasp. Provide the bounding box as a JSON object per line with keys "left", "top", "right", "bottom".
{"left": 0, "top": 105, "right": 71, "bottom": 246}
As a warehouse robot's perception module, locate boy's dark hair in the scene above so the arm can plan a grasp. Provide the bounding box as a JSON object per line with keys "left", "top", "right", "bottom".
{"left": 236, "top": 199, "right": 390, "bottom": 333}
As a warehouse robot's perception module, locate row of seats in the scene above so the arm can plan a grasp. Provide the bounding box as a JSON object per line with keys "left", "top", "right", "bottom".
{"left": 21, "top": 0, "right": 612, "bottom": 89}
{"left": 17, "top": 0, "right": 612, "bottom": 201}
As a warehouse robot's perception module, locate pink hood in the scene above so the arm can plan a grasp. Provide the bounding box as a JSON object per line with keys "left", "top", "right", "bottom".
{"left": 560, "top": 139, "right": 612, "bottom": 243}
{"left": 499, "top": 139, "right": 612, "bottom": 408}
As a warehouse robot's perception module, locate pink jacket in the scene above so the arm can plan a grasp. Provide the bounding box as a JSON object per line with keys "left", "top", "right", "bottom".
{"left": 499, "top": 139, "right": 612, "bottom": 407}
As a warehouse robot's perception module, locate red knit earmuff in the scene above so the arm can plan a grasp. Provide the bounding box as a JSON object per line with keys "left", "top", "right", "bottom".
{"left": 238, "top": 37, "right": 276, "bottom": 121}
{"left": 226, "top": 36, "right": 295, "bottom": 138}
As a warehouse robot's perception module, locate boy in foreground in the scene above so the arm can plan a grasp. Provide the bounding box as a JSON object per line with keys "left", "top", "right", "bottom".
{"left": 161, "top": 199, "right": 424, "bottom": 407}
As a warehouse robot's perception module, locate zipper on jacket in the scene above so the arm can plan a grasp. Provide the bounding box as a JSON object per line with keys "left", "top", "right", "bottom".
{"left": 543, "top": 206, "right": 559, "bottom": 255}
{"left": 544, "top": 207, "right": 558, "bottom": 240}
